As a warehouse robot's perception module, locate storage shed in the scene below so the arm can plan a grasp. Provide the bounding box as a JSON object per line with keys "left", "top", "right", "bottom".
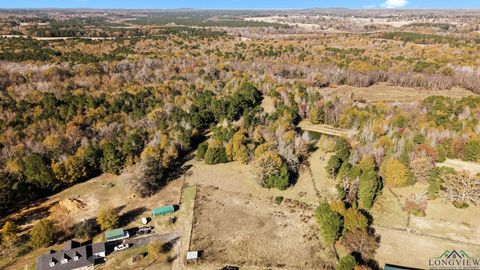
{"left": 105, "top": 228, "right": 129, "bottom": 242}
{"left": 186, "top": 251, "right": 199, "bottom": 261}
{"left": 152, "top": 205, "right": 175, "bottom": 216}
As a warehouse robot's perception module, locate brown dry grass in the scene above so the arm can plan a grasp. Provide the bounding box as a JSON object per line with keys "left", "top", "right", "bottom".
{"left": 436, "top": 158, "right": 480, "bottom": 174}
{"left": 373, "top": 183, "right": 480, "bottom": 268}
{"left": 185, "top": 159, "right": 320, "bottom": 205}
{"left": 319, "top": 83, "right": 473, "bottom": 103}
{"left": 8, "top": 173, "right": 183, "bottom": 229}
{"left": 190, "top": 186, "right": 335, "bottom": 269}
{"left": 375, "top": 226, "right": 480, "bottom": 269}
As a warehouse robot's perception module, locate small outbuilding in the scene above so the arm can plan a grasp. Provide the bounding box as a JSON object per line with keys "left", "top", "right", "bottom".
{"left": 152, "top": 205, "right": 175, "bottom": 216}
{"left": 105, "top": 228, "right": 129, "bottom": 242}
{"left": 186, "top": 251, "right": 199, "bottom": 261}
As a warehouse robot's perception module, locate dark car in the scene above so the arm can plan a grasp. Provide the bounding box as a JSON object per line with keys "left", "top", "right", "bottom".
{"left": 219, "top": 266, "right": 239, "bottom": 270}
{"left": 136, "top": 226, "right": 153, "bottom": 235}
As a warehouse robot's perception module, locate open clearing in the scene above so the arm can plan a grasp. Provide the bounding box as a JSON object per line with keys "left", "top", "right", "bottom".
{"left": 184, "top": 138, "right": 339, "bottom": 269}
{"left": 189, "top": 186, "right": 335, "bottom": 269}
{"left": 8, "top": 173, "right": 182, "bottom": 229}
{"left": 298, "top": 121, "right": 349, "bottom": 137}
{"left": 375, "top": 226, "right": 480, "bottom": 269}
{"left": 436, "top": 158, "right": 480, "bottom": 174}
{"left": 372, "top": 183, "right": 480, "bottom": 268}
{"left": 2, "top": 173, "right": 183, "bottom": 270}
{"left": 184, "top": 159, "right": 320, "bottom": 205}
{"left": 319, "top": 83, "right": 473, "bottom": 103}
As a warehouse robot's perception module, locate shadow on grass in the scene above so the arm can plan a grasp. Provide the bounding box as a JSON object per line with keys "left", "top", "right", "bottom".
{"left": 119, "top": 206, "right": 147, "bottom": 227}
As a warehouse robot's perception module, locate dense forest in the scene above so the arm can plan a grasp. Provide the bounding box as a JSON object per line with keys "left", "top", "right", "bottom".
{"left": 1, "top": 23, "right": 479, "bottom": 214}
{"left": 0, "top": 11, "right": 480, "bottom": 269}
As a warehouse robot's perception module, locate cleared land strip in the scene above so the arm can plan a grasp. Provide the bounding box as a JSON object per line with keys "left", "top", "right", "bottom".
{"left": 298, "top": 121, "right": 348, "bottom": 137}
{"left": 373, "top": 224, "right": 480, "bottom": 247}
{"left": 175, "top": 185, "right": 197, "bottom": 269}
{"left": 436, "top": 158, "right": 480, "bottom": 174}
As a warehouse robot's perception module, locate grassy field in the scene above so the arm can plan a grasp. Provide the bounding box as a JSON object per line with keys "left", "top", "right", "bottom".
{"left": 184, "top": 140, "right": 341, "bottom": 269}
{"left": 189, "top": 186, "right": 335, "bottom": 269}
{"left": 319, "top": 83, "right": 473, "bottom": 103}
{"left": 375, "top": 226, "right": 480, "bottom": 269}
{"left": 96, "top": 239, "right": 173, "bottom": 270}
{"left": 372, "top": 183, "right": 480, "bottom": 268}
{"left": 184, "top": 159, "right": 320, "bottom": 205}
{"left": 436, "top": 158, "right": 480, "bottom": 174}
{"left": 298, "top": 121, "right": 349, "bottom": 137}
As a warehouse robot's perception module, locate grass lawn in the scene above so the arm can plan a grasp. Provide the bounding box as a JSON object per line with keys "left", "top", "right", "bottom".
{"left": 96, "top": 239, "right": 173, "bottom": 270}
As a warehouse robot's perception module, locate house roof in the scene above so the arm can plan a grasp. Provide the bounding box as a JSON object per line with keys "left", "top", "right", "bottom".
{"left": 105, "top": 228, "right": 125, "bottom": 239}
{"left": 36, "top": 241, "right": 106, "bottom": 270}
{"left": 92, "top": 242, "right": 106, "bottom": 254}
{"left": 36, "top": 245, "right": 93, "bottom": 270}
{"left": 63, "top": 240, "right": 80, "bottom": 250}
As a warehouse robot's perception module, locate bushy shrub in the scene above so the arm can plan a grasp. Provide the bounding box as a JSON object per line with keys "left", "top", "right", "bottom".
{"left": 30, "top": 219, "right": 55, "bottom": 248}
{"left": 326, "top": 155, "right": 342, "bottom": 176}
{"left": 196, "top": 142, "right": 208, "bottom": 160}
{"left": 464, "top": 140, "right": 480, "bottom": 162}
{"left": 358, "top": 168, "right": 380, "bottom": 209}
{"left": 315, "top": 202, "right": 342, "bottom": 244}
{"left": 336, "top": 255, "right": 357, "bottom": 270}
{"left": 204, "top": 145, "right": 228, "bottom": 165}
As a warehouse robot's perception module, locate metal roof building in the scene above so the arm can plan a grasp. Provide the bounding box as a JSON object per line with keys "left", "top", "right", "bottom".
{"left": 104, "top": 228, "right": 129, "bottom": 242}
{"left": 152, "top": 205, "right": 175, "bottom": 216}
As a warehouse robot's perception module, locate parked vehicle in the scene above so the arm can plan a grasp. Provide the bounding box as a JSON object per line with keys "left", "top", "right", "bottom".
{"left": 114, "top": 243, "right": 131, "bottom": 251}
{"left": 219, "top": 266, "right": 239, "bottom": 270}
{"left": 136, "top": 226, "right": 153, "bottom": 235}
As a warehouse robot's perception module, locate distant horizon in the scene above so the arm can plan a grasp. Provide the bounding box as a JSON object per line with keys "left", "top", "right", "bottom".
{"left": 2, "top": 7, "right": 480, "bottom": 11}
{"left": 1, "top": 0, "right": 479, "bottom": 10}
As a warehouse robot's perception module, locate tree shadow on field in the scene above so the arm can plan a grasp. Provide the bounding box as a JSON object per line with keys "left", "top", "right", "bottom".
{"left": 119, "top": 206, "right": 147, "bottom": 227}
{"left": 163, "top": 133, "right": 207, "bottom": 183}
{"left": 11, "top": 202, "right": 55, "bottom": 232}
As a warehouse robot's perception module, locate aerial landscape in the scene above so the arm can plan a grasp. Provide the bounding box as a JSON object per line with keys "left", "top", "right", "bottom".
{"left": 0, "top": 0, "right": 480, "bottom": 270}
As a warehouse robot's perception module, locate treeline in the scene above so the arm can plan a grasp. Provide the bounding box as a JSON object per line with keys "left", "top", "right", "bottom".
{"left": 312, "top": 93, "right": 480, "bottom": 267}
{"left": 129, "top": 12, "right": 289, "bottom": 28}
{"left": 380, "top": 31, "right": 461, "bottom": 45}
{"left": 308, "top": 93, "right": 480, "bottom": 205}
{"left": 296, "top": 66, "right": 480, "bottom": 94}
{"left": 0, "top": 38, "right": 57, "bottom": 62}
{"left": 0, "top": 79, "right": 275, "bottom": 217}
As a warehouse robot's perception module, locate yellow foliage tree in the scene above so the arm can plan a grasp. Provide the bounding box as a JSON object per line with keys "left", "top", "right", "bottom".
{"left": 380, "top": 159, "right": 408, "bottom": 187}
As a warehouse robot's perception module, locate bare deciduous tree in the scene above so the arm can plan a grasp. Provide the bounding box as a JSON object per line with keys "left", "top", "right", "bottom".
{"left": 441, "top": 171, "right": 480, "bottom": 206}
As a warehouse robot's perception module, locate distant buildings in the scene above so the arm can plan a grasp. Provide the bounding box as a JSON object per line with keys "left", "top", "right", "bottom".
{"left": 19, "top": 22, "right": 49, "bottom": 27}
{"left": 36, "top": 240, "right": 105, "bottom": 270}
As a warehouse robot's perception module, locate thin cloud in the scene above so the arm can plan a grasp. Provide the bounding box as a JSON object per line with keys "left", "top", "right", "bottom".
{"left": 381, "top": 0, "right": 408, "bottom": 8}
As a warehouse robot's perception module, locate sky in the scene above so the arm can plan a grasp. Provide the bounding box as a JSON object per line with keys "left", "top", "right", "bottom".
{"left": 0, "top": 0, "right": 479, "bottom": 9}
